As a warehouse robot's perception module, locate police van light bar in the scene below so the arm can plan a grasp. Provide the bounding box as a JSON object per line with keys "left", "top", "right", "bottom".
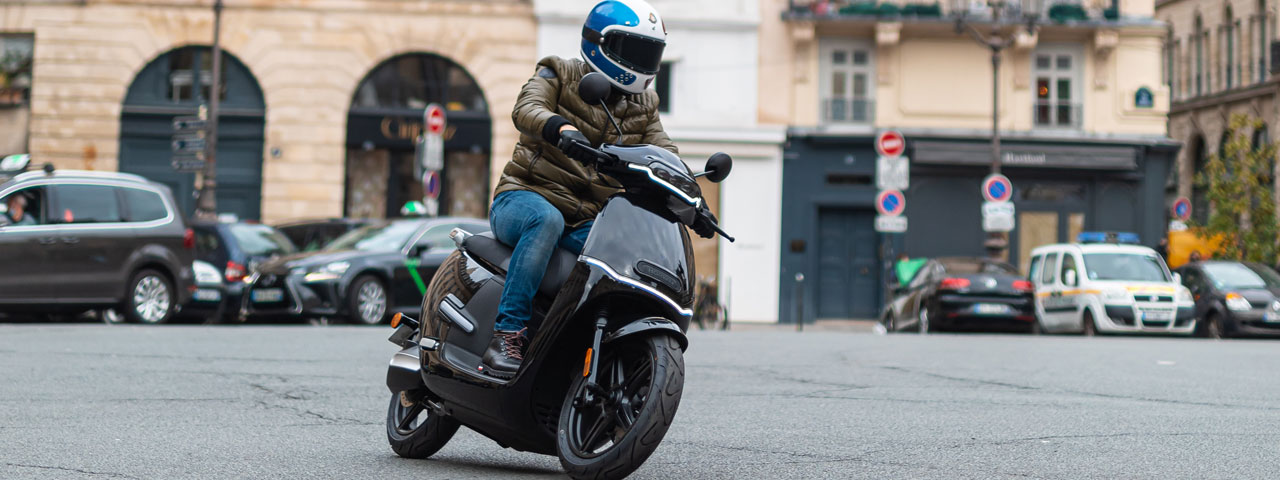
{"left": 1077, "top": 231, "right": 1140, "bottom": 244}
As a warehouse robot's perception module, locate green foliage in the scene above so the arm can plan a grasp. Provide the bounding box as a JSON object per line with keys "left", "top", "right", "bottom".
{"left": 1194, "top": 114, "right": 1280, "bottom": 264}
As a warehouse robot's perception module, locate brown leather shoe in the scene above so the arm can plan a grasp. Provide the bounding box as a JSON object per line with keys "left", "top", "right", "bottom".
{"left": 480, "top": 329, "right": 526, "bottom": 379}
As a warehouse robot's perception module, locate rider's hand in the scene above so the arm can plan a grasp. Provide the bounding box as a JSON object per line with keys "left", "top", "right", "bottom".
{"left": 692, "top": 208, "right": 718, "bottom": 239}
{"left": 557, "top": 128, "right": 596, "bottom": 165}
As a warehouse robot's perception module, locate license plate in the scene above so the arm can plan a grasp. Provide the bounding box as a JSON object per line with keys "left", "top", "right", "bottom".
{"left": 973, "top": 303, "right": 1010, "bottom": 315}
{"left": 194, "top": 289, "right": 221, "bottom": 302}
{"left": 251, "top": 288, "right": 283, "bottom": 303}
{"left": 1265, "top": 311, "right": 1280, "bottom": 323}
{"left": 1142, "top": 310, "right": 1173, "bottom": 321}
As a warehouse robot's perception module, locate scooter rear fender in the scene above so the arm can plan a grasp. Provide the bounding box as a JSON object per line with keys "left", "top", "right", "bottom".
{"left": 386, "top": 346, "right": 424, "bottom": 393}
{"left": 603, "top": 317, "right": 688, "bottom": 351}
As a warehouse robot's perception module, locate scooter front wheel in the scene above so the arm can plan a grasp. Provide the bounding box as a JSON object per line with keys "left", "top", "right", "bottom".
{"left": 386, "top": 391, "right": 460, "bottom": 459}
{"left": 557, "top": 334, "right": 685, "bottom": 480}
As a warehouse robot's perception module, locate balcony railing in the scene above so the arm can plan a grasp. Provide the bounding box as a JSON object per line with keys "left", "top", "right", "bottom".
{"left": 822, "top": 97, "right": 875, "bottom": 124}
{"left": 1032, "top": 101, "right": 1082, "bottom": 129}
{"left": 786, "top": 0, "right": 1121, "bottom": 24}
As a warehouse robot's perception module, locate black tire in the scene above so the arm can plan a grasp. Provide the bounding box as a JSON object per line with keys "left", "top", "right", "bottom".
{"left": 347, "top": 275, "right": 388, "bottom": 325}
{"left": 557, "top": 334, "right": 684, "bottom": 480}
{"left": 386, "top": 391, "right": 460, "bottom": 459}
{"left": 1204, "top": 313, "right": 1225, "bottom": 339}
{"left": 124, "top": 269, "right": 174, "bottom": 324}
{"left": 1081, "top": 310, "right": 1097, "bottom": 337}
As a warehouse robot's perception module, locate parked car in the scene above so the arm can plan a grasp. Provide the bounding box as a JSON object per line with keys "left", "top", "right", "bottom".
{"left": 0, "top": 168, "right": 194, "bottom": 324}
{"left": 178, "top": 260, "right": 228, "bottom": 322}
{"left": 1029, "top": 234, "right": 1195, "bottom": 336}
{"left": 881, "top": 257, "right": 1035, "bottom": 333}
{"left": 1175, "top": 261, "right": 1280, "bottom": 338}
{"left": 241, "top": 217, "right": 489, "bottom": 324}
{"left": 274, "top": 218, "right": 371, "bottom": 252}
{"left": 190, "top": 219, "right": 298, "bottom": 320}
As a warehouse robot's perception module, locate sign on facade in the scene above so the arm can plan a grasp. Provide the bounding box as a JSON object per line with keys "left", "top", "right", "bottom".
{"left": 876, "top": 155, "right": 909, "bottom": 190}
{"left": 1135, "top": 87, "right": 1154, "bottom": 109}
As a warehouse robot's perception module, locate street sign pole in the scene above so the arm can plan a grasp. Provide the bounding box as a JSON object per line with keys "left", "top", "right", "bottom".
{"left": 420, "top": 104, "right": 446, "bottom": 217}
{"left": 193, "top": 0, "right": 224, "bottom": 221}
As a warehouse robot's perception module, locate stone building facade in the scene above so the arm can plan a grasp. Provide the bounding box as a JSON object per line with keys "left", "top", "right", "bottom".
{"left": 1158, "top": 0, "right": 1278, "bottom": 225}
{"left": 0, "top": 0, "right": 536, "bottom": 223}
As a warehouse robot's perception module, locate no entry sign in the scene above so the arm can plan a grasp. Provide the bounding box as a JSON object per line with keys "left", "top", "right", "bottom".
{"left": 875, "top": 130, "right": 906, "bottom": 157}
{"left": 425, "top": 104, "right": 446, "bottom": 136}
{"left": 875, "top": 189, "right": 906, "bottom": 217}
{"left": 981, "top": 174, "right": 1013, "bottom": 203}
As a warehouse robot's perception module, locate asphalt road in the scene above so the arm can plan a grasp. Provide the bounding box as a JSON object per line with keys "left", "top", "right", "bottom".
{"left": 2, "top": 324, "right": 1277, "bottom": 479}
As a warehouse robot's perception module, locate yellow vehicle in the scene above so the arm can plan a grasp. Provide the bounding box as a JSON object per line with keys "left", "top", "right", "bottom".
{"left": 1166, "top": 230, "right": 1224, "bottom": 269}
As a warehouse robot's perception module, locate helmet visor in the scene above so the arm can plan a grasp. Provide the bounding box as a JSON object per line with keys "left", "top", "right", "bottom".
{"left": 602, "top": 32, "right": 665, "bottom": 75}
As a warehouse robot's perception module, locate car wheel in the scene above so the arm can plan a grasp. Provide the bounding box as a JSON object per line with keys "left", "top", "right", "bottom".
{"left": 1205, "top": 313, "right": 1225, "bottom": 340}
{"left": 100, "top": 308, "right": 125, "bottom": 325}
{"left": 125, "top": 270, "right": 174, "bottom": 325}
{"left": 917, "top": 304, "right": 930, "bottom": 334}
{"left": 348, "top": 275, "right": 388, "bottom": 325}
{"left": 1081, "top": 310, "right": 1097, "bottom": 337}
{"left": 1030, "top": 317, "right": 1043, "bottom": 335}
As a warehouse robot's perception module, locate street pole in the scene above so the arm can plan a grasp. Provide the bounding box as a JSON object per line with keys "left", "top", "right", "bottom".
{"left": 195, "top": 0, "right": 223, "bottom": 220}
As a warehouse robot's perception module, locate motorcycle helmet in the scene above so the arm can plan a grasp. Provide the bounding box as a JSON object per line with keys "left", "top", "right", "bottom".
{"left": 580, "top": 0, "right": 667, "bottom": 95}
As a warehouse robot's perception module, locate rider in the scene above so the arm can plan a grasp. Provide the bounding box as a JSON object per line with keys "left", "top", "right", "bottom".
{"left": 482, "top": 0, "right": 677, "bottom": 378}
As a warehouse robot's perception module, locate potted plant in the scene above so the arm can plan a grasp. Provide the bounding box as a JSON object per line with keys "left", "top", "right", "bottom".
{"left": 0, "top": 49, "right": 33, "bottom": 106}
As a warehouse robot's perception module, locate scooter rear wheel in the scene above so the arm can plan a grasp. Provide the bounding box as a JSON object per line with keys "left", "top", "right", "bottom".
{"left": 386, "top": 391, "right": 459, "bottom": 459}
{"left": 556, "top": 334, "right": 685, "bottom": 480}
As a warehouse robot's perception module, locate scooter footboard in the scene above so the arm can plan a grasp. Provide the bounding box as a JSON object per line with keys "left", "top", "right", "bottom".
{"left": 603, "top": 317, "right": 689, "bottom": 351}
{"left": 386, "top": 346, "right": 424, "bottom": 393}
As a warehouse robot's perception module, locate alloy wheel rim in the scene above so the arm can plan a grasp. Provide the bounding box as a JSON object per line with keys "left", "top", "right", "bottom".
{"left": 567, "top": 344, "right": 654, "bottom": 458}
{"left": 357, "top": 281, "right": 386, "bottom": 324}
{"left": 132, "top": 276, "right": 170, "bottom": 323}
{"left": 919, "top": 307, "right": 929, "bottom": 332}
{"left": 392, "top": 391, "right": 429, "bottom": 435}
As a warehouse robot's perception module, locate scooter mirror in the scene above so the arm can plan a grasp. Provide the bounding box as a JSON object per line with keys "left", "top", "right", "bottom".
{"left": 578, "top": 72, "right": 612, "bottom": 105}
{"left": 704, "top": 152, "right": 733, "bottom": 183}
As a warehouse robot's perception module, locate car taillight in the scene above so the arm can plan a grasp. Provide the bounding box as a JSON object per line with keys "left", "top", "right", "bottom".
{"left": 225, "top": 261, "right": 247, "bottom": 283}
{"left": 183, "top": 228, "right": 195, "bottom": 249}
{"left": 939, "top": 277, "right": 970, "bottom": 290}
{"left": 1013, "top": 280, "right": 1034, "bottom": 292}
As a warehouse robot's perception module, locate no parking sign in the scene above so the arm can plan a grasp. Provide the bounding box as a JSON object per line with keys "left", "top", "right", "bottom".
{"left": 981, "top": 174, "right": 1013, "bottom": 203}
{"left": 874, "top": 189, "right": 907, "bottom": 233}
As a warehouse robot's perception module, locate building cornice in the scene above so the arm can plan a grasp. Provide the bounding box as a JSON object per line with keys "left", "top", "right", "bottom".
{"left": 1170, "top": 79, "right": 1279, "bottom": 114}
{"left": 788, "top": 125, "right": 1180, "bottom": 147}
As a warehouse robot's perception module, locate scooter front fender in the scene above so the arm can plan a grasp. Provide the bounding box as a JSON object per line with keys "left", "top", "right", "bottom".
{"left": 386, "top": 346, "right": 424, "bottom": 393}
{"left": 603, "top": 317, "right": 688, "bottom": 351}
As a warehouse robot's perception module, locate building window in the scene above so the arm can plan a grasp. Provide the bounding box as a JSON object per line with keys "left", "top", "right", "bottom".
{"left": 819, "top": 39, "right": 874, "bottom": 124}
{"left": 1190, "top": 136, "right": 1209, "bottom": 224}
{"left": 0, "top": 34, "right": 32, "bottom": 107}
{"left": 1033, "top": 46, "right": 1082, "bottom": 129}
{"left": 1225, "top": 7, "right": 1236, "bottom": 89}
{"left": 655, "top": 62, "right": 671, "bottom": 114}
{"left": 1195, "top": 16, "right": 1205, "bottom": 96}
{"left": 1260, "top": 0, "right": 1271, "bottom": 83}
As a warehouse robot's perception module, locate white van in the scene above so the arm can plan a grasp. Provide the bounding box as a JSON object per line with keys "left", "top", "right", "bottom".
{"left": 1028, "top": 237, "right": 1195, "bottom": 335}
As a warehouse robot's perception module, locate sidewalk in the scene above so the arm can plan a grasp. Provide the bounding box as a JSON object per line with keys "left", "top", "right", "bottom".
{"left": 726, "top": 318, "right": 881, "bottom": 333}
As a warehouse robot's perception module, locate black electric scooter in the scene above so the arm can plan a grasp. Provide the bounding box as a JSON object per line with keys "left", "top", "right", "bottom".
{"left": 382, "top": 72, "right": 734, "bottom": 479}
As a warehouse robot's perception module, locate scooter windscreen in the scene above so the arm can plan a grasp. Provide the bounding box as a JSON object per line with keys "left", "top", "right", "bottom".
{"left": 600, "top": 144, "right": 703, "bottom": 208}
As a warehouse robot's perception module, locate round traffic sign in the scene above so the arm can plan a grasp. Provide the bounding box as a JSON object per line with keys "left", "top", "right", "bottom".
{"left": 875, "top": 189, "right": 906, "bottom": 217}
{"left": 425, "top": 104, "right": 446, "bottom": 136}
{"left": 875, "top": 130, "right": 906, "bottom": 157}
{"left": 1171, "top": 197, "right": 1191, "bottom": 221}
{"left": 981, "top": 174, "right": 1013, "bottom": 203}
{"left": 423, "top": 171, "right": 442, "bottom": 199}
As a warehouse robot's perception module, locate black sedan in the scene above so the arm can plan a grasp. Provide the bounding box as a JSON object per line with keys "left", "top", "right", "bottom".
{"left": 1176, "top": 261, "right": 1280, "bottom": 338}
{"left": 187, "top": 220, "right": 297, "bottom": 321}
{"left": 882, "top": 257, "right": 1035, "bottom": 333}
{"left": 241, "top": 217, "right": 488, "bottom": 324}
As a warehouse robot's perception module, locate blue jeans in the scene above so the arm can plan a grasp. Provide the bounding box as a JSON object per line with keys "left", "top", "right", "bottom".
{"left": 490, "top": 190, "right": 592, "bottom": 332}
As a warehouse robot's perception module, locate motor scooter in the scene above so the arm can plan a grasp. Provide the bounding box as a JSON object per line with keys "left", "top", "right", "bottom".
{"left": 382, "top": 71, "right": 734, "bottom": 479}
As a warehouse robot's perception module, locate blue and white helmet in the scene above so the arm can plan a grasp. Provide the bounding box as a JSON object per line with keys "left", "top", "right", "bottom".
{"left": 580, "top": 0, "right": 667, "bottom": 95}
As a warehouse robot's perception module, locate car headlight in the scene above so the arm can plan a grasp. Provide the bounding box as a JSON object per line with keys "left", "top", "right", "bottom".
{"left": 1225, "top": 292, "right": 1253, "bottom": 311}
{"left": 304, "top": 261, "right": 349, "bottom": 282}
{"left": 1176, "top": 288, "right": 1194, "bottom": 304}
{"left": 1102, "top": 289, "right": 1132, "bottom": 303}
{"left": 193, "top": 261, "right": 222, "bottom": 285}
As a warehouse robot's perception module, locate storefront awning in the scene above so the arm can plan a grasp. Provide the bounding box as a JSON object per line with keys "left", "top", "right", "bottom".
{"left": 912, "top": 141, "right": 1137, "bottom": 170}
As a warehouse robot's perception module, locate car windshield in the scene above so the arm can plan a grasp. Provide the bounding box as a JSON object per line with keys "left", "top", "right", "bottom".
{"left": 1082, "top": 253, "right": 1169, "bottom": 282}
{"left": 1203, "top": 263, "right": 1268, "bottom": 290}
{"left": 1244, "top": 263, "right": 1280, "bottom": 289}
{"left": 324, "top": 221, "right": 421, "bottom": 252}
{"left": 228, "top": 224, "right": 296, "bottom": 257}
{"left": 939, "top": 258, "right": 1017, "bottom": 275}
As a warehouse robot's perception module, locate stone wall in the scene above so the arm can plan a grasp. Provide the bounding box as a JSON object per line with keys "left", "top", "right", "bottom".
{"left": 0, "top": 0, "right": 535, "bottom": 223}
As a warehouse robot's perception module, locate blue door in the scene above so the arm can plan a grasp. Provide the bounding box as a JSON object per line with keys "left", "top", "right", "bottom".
{"left": 816, "top": 208, "right": 880, "bottom": 319}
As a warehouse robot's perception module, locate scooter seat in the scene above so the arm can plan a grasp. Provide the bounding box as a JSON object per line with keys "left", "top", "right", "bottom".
{"left": 462, "top": 232, "right": 577, "bottom": 298}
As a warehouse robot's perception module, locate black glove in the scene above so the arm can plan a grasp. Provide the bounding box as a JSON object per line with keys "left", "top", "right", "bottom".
{"left": 557, "top": 129, "right": 596, "bottom": 165}
{"left": 692, "top": 208, "right": 718, "bottom": 239}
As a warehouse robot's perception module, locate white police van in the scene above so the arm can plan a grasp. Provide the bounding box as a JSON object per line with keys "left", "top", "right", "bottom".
{"left": 1028, "top": 232, "right": 1195, "bottom": 335}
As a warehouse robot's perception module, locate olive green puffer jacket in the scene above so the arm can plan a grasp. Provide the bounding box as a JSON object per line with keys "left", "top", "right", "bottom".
{"left": 494, "top": 55, "right": 677, "bottom": 227}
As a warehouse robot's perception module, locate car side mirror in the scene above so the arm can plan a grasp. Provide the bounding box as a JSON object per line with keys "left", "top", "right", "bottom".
{"left": 1172, "top": 272, "right": 1182, "bottom": 285}
{"left": 703, "top": 152, "right": 733, "bottom": 183}
{"left": 577, "top": 72, "right": 612, "bottom": 105}
{"left": 1064, "top": 269, "right": 1077, "bottom": 287}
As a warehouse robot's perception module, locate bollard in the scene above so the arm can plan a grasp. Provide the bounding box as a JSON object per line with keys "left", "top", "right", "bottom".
{"left": 794, "top": 273, "right": 805, "bottom": 332}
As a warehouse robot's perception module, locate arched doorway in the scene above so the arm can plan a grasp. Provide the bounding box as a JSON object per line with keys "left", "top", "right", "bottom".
{"left": 345, "top": 53, "right": 491, "bottom": 219}
{"left": 119, "top": 46, "right": 266, "bottom": 220}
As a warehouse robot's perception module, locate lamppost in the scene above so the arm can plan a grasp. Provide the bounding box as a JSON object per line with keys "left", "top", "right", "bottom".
{"left": 194, "top": 0, "right": 224, "bottom": 220}
{"left": 954, "top": 0, "right": 1041, "bottom": 259}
